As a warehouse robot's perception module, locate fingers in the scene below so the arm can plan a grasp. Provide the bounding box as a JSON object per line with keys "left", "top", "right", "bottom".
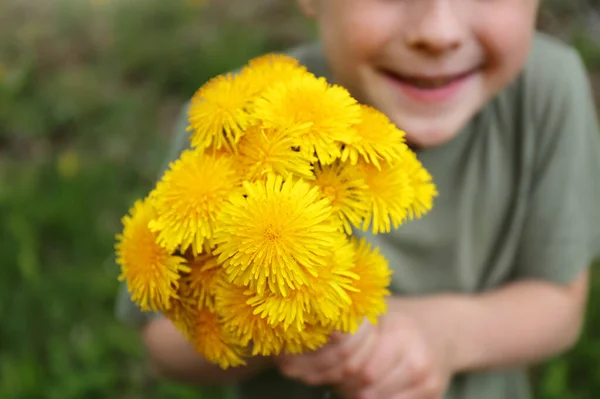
{"left": 344, "top": 323, "right": 378, "bottom": 377}
{"left": 277, "top": 323, "right": 375, "bottom": 386}
{"left": 330, "top": 329, "right": 379, "bottom": 397}
{"left": 358, "top": 362, "right": 417, "bottom": 399}
{"left": 389, "top": 376, "right": 446, "bottom": 399}
{"left": 389, "top": 386, "right": 435, "bottom": 399}
{"left": 358, "top": 325, "right": 401, "bottom": 386}
{"left": 358, "top": 350, "right": 444, "bottom": 399}
{"left": 277, "top": 345, "right": 342, "bottom": 384}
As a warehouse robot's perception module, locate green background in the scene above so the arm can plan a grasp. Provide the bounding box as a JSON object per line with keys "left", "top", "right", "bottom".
{"left": 1, "top": 0, "right": 599, "bottom": 398}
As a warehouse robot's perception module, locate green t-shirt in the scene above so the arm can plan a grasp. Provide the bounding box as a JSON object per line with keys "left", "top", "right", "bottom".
{"left": 116, "top": 31, "right": 600, "bottom": 399}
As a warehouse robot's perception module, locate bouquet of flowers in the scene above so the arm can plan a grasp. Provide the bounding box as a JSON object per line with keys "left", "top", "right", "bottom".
{"left": 115, "top": 54, "right": 437, "bottom": 369}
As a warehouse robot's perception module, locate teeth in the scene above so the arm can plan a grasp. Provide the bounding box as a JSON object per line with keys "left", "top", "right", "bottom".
{"left": 410, "top": 78, "right": 451, "bottom": 89}
{"left": 386, "top": 69, "right": 460, "bottom": 89}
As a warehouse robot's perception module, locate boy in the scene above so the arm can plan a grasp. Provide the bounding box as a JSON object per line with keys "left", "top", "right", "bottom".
{"left": 116, "top": 0, "right": 600, "bottom": 398}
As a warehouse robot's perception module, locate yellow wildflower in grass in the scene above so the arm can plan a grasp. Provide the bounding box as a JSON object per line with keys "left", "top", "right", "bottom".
{"left": 334, "top": 237, "right": 392, "bottom": 334}
{"left": 342, "top": 105, "right": 408, "bottom": 169}
{"left": 115, "top": 198, "right": 189, "bottom": 312}
{"left": 213, "top": 174, "right": 339, "bottom": 296}
{"left": 193, "top": 307, "right": 248, "bottom": 369}
{"left": 149, "top": 149, "right": 240, "bottom": 255}
{"left": 215, "top": 279, "right": 284, "bottom": 356}
{"left": 403, "top": 151, "right": 439, "bottom": 219}
{"left": 312, "top": 161, "right": 371, "bottom": 234}
{"left": 253, "top": 73, "right": 361, "bottom": 165}
{"left": 188, "top": 72, "right": 258, "bottom": 152}
{"left": 237, "top": 124, "right": 315, "bottom": 182}
{"left": 183, "top": 251, "right": 224, "bottom": 310}
{"left": 57, "top": 149, "right": 80, "bottom": 180}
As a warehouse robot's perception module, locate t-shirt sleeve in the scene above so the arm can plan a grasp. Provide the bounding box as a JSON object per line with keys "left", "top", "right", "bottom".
{"left": 514, "top": 48, "right": 600, "bottom": 285}
{"left": 115, "top": 102, "right": 192, "bottom": 328}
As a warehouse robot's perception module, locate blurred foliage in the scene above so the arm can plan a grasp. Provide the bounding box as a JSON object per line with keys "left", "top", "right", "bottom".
{"left": 0, "top": 0, "right": 598, "bottom": 398}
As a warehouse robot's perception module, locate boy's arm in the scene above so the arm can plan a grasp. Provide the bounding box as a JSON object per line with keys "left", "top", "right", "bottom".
{"left": 142, "top": 317, "right": 273, "bottom": 385}
{"left": 275, "top": 271, "right": 588, "bottom": 396}
{"left": 395, "top": 269, "right": 588, "bottom": 374}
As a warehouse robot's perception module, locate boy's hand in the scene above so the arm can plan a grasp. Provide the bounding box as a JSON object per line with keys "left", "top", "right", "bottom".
{"left": 339, "top": 312, "right": 453, "bottom": 399}
{"left": 274, "top": 306, "right": 455, "bottom": 399}
{"left": 274, "top": 321, "right": 377, "bottom": 387}
{"left": 275, "top": 274, "right": 589, "bottom": 398}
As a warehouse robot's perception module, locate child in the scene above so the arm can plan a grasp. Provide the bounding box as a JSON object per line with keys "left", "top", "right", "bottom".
{"left": 116, "top": 0, "right": 600, "bottom": 398}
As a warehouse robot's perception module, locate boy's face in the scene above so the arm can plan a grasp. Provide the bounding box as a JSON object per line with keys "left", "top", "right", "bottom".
{"left": 299, "top": 0, "right": 539, "bottom": 148}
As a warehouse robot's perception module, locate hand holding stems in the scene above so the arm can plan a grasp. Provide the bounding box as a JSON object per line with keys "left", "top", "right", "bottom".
{"left": 274, "top": 303, "right": 455, "bottom": 399}
{"left": 274, "top": 274, "right": 588, "bottom": 399}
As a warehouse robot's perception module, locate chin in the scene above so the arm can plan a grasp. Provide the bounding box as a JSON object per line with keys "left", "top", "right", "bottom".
{"left": 393, "top": 117, "right": 466, "bottom": 149}
{"left": 367, "top": 96, "right": 480, "bottom": 150}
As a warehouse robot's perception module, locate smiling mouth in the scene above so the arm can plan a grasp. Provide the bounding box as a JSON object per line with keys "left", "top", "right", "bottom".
{"left": 382, "top": 68, "right": 478, "bottom": 89}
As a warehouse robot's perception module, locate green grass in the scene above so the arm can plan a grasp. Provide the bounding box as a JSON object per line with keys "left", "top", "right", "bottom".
{"left": 0, "top": 0, "right": 599, "bottom": 398}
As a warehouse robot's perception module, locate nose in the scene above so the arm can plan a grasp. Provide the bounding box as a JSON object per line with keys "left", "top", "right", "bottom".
{"left": 405, "top": 0, "right": 465, "bottom": 56}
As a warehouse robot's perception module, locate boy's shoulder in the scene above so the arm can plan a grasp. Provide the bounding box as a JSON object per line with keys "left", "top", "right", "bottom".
{"left": 466, "top": 30, "right": 595, "bottom": 148}
{"left": 511, "top": 31, "right": 591, "bottom": 121}
{"left": 510, "top": 31, "right": 596, "bottom": 151}
{"left": 526, "top": 31, "right": 583, "bottom": 71}
{"left": 524, "top": 31, "right": 589, "bottom": 87}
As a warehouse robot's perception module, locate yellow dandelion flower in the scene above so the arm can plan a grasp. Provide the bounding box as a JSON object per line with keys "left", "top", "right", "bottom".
{"left": 341, "top": 105, "right": 407, "bottom": 169}
{"left": 307, "top": 235, "right": 359, "bottom": 326}
{"left": 282, "top": 320, "right": 333, "bottom": 355}
{"left": 241, "top": 53, "right": 309, "bottom": 95}
{"left": 247, "top": 287, "right": 311, "bottom": 332}
{"left": 183, "top": 251, "right": 224, "bottom": 310}
{"left": 188, "top": 72, "right": 257, "bottom": 151}
{"left": 215, "top": 280, "right": 284, "bottom": 356}
{"left": 213, "top": 174, "right": 339, "bottom": 296}
{"left": 312, "top": 161, "right": 370, "bottom": 234}
{"left": 237, "top": 124, "right": 315, "bottom": 182}
{"left": 253, "top": 73, "right": 361, "bottom": 165}
{"left": 404, "top": 151, "right": 438, "bottom": 219}
{"left": 115, "top": 198, "right": 189, "bottom": 312}
{"left": 149, "top": 150, "right": 240, "bottom": 255}
{"left": 335, "top": 238, "right": 392, "bottom": 334}
{"left": 360, "top": 159, "right": 414, "bottom": 234}
{"left": 163, "top": 283, "right": 198, "bottom": 341}
{"left": 200, "top": 145, "right": 232, "bottom": 157}
{"left": 192, "top": 307, "right": 248, "bottom": 369}
{"left": 246, "top": 234, "right": 358, "bottom": 332}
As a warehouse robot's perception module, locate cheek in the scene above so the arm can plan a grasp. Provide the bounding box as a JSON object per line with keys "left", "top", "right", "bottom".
{"left": 318, "top": 3, "right": 392, "bottom": 66}
{"left": 343, "top": 10, "right": 390, "bottom": 56}
{"left": 475, "top": 7, "right": 537, "bottom": 88}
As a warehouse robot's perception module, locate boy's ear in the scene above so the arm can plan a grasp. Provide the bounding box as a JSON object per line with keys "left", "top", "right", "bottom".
{"left": 297, "top": 0, "right": 317, "bottom": 17}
